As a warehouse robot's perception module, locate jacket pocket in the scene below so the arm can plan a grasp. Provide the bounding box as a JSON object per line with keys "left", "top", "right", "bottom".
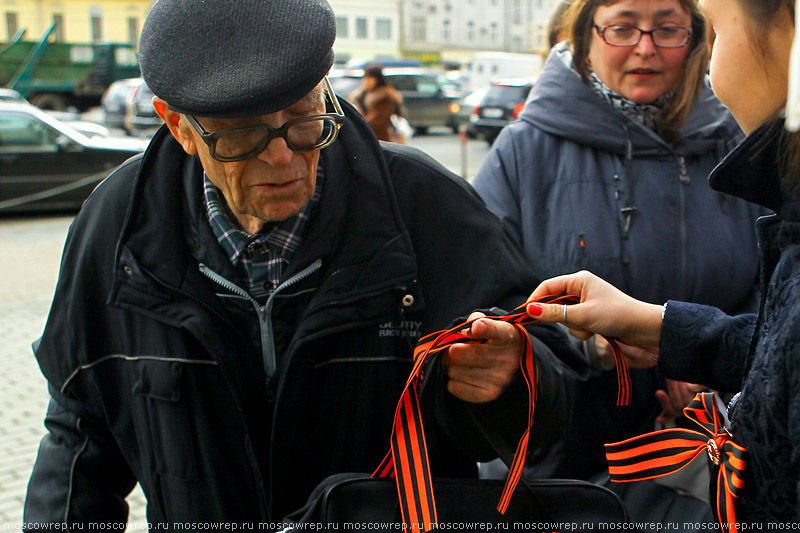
{"left": 131, "top": 359, "right": 198, "bottom": 481}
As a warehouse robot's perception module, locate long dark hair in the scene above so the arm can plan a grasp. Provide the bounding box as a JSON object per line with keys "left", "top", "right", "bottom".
{"left": 562, "top": 0, "right": 709, "bottom": 143}
{"left": 364, "top": 64, "right": 388, "bottom": 88}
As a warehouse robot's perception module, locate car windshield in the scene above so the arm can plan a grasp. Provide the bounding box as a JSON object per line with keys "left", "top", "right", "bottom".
{"left": 482, "top": 85, "right": 530, "bottom": 106}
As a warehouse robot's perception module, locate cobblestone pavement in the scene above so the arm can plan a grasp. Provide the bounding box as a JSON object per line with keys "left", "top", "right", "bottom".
{"left": 0, "top": 215, "right": 146, "bottom": 528}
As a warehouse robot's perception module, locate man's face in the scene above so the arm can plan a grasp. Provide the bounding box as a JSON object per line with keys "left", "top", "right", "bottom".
{"left": 176, "top": 86, "right": 325, "bottom": 233}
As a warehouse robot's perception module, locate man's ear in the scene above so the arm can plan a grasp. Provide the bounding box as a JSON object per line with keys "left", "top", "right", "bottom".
{"left": 153, "top": 97, "right": 198, "bottom": 155}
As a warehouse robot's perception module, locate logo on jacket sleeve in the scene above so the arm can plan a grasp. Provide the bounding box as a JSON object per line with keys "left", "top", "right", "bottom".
{"left": 379, "top": 320, "right": 423, "bottom": 339}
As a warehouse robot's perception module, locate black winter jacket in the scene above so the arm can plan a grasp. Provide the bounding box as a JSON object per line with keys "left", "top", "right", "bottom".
{"left": 24, "top": 102, "right": 587, "bottom": 526}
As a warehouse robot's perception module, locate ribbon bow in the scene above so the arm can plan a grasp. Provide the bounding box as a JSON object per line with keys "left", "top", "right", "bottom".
{"left": 605, "top": 392, "right": 748, "bottom": 533}
{"left": 373, "top": 295, "right": 631, "bottom": 532}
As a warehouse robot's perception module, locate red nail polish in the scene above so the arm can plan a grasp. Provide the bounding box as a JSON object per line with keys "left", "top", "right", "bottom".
{"left": 527, "top": 303, "right": 543, "bottom": 317}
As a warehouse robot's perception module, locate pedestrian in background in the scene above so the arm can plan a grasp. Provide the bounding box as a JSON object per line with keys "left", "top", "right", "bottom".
{"left": 349, "top": 64, "right": 405, "bottom": 142}
{"left": 472, "top": 0, "right": 764, "bottom": 486}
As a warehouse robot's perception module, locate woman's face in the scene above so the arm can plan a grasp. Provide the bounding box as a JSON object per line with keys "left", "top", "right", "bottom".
{"left": 588, "top": 0, "right": 692, "bottom": 103}
{"left": 363, "top": 75, "right": 379, "bottom": 90}
{"left": 700, "top": 0, "right": 793, "bottom": 133}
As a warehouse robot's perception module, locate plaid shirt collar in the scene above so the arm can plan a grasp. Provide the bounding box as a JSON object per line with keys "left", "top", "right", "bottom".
{"left": 203, "top": 159, "right": 323, "bottom": 297}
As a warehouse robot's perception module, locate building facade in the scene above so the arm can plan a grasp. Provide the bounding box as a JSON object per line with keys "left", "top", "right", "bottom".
{"left": 2, "top": 0, "right": 559, "bottom": 67}
{"left": 2, "top": 0, "right": 151, "bottom": 45}
{"left": 329, "top": 0, "right": 401, "bottom": 66}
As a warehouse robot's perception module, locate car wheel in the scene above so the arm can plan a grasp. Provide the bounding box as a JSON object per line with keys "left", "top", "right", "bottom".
{"left": 31, "top": 93, "right": 68, "bottom": 111}
{"left": 414, "top": 126, "right": 429, "bottom": 135}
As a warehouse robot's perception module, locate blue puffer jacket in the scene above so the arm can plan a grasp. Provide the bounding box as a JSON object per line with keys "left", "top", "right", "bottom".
{"left": 473, "top": 43, "right": 765, "bottom": 478}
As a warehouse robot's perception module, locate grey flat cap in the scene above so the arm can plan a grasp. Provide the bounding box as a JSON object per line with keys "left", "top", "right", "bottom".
{"left": 139, "top": 0, "right": 336, "bottom": 118}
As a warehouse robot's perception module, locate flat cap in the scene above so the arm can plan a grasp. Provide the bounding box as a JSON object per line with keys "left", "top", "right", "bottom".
{"left": 139, "top": 0, "right": 336, "bottom": 118}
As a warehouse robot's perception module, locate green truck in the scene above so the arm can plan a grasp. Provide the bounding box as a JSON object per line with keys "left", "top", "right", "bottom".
{"left": 0, "top": 24, "right": 140, "bottom": 111}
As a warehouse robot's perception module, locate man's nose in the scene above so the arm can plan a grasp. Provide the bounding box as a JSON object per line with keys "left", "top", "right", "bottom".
{"left": 257, "top": 136, "right": 295, "bottom": 166}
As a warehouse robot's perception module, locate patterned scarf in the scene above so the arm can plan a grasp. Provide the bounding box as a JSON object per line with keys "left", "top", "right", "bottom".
{"left": 588, "top": 69, "right": 674, "bottom": 132}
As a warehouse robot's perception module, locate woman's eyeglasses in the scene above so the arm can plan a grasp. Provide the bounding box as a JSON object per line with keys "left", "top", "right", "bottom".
{"left": 593, "top": 24, "right": 692, "bottom": 48}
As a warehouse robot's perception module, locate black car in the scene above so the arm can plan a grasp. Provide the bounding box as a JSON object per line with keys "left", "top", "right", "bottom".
{"left": 470, "top": 79, "right": 535, "bottom": 144}
{"left": 329, "top": 68, "right": 462, "bottom": 134}
{"left": 125, "top": 81, "right": 162, "bottom": 136}
{"left": 0, "top": 102, "right": 148, "bottom": 213}
{"left": 101, "top": 78, "right": 141, "bottom": 131}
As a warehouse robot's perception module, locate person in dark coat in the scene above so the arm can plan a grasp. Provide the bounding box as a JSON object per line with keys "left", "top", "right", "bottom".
{"left": 526, "top": 0, "right": 800, "bottom": 520}
{"left": 472, "top": 0, "right": 764, "bottom": 481}
{"left": 22, "top": 0, "right": 587, "bottom": 526}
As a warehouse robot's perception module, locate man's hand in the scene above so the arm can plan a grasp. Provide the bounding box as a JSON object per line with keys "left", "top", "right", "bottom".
{"left": 655, "top": 379, "right": 707, "bottom": 426}
{"left": 591, "top": 335, "right": 661, "bottom": 370}
{"left": 442, "top": 312, "right": 523, "bottom": 403}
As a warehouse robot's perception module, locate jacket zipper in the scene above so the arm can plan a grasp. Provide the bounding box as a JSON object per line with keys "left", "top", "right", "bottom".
{"left": 136, "top": 264, "right": 271, "bottom": 515}
{"left": 269, "top": 281, "right": 411, "bottom": 516}
{"left": 677, "top": 155, "right": 690, "bottom": 296}
{"left": 198, "top": 259, "right": 322, "bottom": 379}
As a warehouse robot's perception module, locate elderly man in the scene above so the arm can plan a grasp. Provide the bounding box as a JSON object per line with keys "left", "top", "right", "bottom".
{"left": 23, "top": 0, "right": 586, "bottom": 525}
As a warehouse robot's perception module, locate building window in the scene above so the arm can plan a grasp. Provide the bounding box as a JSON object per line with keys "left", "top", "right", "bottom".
{"left": 5, "top": 12, "right": 18, "bottom": 40}
{"left": 376, "top": 18, "right": 392, "bottom": 40}
{"left": 52, "top": 13, "right": 64, "bottom": 42}
{"left": 411, "top": 16, "right": 426, "bottom": 42}
{"left": 442, "top": 19, "right": 451, "bottom": 42}
{"left": 91, "top": 16, "right": 103, "bottom": 42}
{"left": 467, "top": 21, "right": 475, "bottom": 41}
{"left": 490, "top": 22, "right": 498, "bottom": 42}
{"left": 513, "top": 0, "right": 522, "bottom": 23}
{"left": 336, "top": 16, "right": 348, "bottom": 38}
{"left": 127, "top": 17, "right": 138, "bottom": 45}
{"left": 512, "top": 35, "right": 524, "bottom": 52}
{"left": 90, "top": 7, "right": 103, "bottom": 43}
{"left": 355, "top": 17, "right": 368, "bottom": 39}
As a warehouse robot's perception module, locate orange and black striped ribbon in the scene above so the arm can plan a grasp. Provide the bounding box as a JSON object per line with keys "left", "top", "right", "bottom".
{"left": 373, "top": 294, "right": 632, "bottom": 532}
{"left": 605, "top": 392, "right": 748, "bottom": 533}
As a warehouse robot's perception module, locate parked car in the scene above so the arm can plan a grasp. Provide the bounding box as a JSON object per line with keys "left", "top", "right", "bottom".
{"left": 329, "top": 68, "right": 461, "bottom": 134}
{"left": 447, "top": 87, "right": 489, "bottom": 138}
{"left": 101, "top": 78, "right": 142, "bottom": 131}
{"left": 0, "top": 88, "right": 110, "bottom": 138}
{"left": 470, "top": 78, "right": 535, "bottom": 144}
{"left": 0, "top": 102, "right": 148, "bottom": 213}
{"left": 124, "top": 80, "right": 162, "bottom": 136}
{"left": 0, "top": 88, "right": 26, "bottom": 102}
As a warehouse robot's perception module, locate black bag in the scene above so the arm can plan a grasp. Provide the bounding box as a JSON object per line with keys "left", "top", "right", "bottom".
{"left": 285, "top": 472, "right": 629, "bottom": 532}
{"left": 590, "top": 473, "right": 715, "bottom": 532}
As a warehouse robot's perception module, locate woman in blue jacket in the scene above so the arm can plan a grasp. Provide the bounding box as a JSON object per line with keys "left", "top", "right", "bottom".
{"left": 472, "top": 0, "right": 764, "bottom": 479}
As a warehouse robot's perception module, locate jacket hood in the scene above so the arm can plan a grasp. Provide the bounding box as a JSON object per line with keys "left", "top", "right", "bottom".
{"left": 521, "top": 42, "right": 740, "bottom": 156}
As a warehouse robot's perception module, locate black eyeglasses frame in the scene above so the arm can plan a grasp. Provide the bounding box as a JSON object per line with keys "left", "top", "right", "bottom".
{"left": 185, "top": 76, "right": 346, "bottom": 162}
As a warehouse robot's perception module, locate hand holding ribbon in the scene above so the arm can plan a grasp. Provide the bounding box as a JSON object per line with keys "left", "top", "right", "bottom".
{"left": 373, "top": 294, "right": 632, "bottom": 532}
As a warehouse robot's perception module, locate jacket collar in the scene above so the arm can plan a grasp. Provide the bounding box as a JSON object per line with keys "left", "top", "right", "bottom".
{"left": 708, "top": 117, "right": 800, "bottom": 221}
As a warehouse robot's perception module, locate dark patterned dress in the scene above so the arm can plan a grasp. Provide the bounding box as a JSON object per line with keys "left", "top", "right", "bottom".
{"left": 659, "top": 119, "right": 800, "bottom": 523}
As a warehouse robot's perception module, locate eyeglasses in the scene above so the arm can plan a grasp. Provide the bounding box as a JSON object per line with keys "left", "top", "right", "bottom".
{"left": 593, "top": 24, "right": 692, "bottom": 48}
{"left": 186, "top": 77, "right": 346, "bottom": 162}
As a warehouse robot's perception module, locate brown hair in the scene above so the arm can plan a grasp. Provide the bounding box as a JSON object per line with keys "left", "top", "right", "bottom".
{"left": 739, "top": 0, "right": 798, "bottom": 190}
{"left": 561, "top": 0, "right": 709, "bottom": 142}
